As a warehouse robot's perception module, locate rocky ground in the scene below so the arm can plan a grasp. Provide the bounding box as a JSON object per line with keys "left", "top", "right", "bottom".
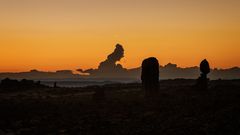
{"left": 0, "top": 79, "right": 240, "bottom": 135}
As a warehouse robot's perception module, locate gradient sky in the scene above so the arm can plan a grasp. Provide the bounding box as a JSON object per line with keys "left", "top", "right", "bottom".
{"left": 0, "top": 0, "right": 239, "bottom": 72}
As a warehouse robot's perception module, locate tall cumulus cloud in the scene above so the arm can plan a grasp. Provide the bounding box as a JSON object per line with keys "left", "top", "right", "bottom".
{"left": 78, "top": 44, "right": 128, "bottom": 77}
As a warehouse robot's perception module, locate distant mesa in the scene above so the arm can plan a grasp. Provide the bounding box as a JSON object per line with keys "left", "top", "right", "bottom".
{"left": 0, "top": 69, "right": 79, "bottom": 80}
{"left": 0, "top": 78, "right": 47, "bottom": 91}
{"left": 164, "top": 63, "right": 177, "bottom": 68}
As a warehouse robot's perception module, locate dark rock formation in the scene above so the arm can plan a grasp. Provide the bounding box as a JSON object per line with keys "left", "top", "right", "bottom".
{"left": 197, "top": 59, "right": 210, "bottom": 90}
{"left": 141, "top": 57, "right": 159, "bottom": 98}
{"left": 0, "top": 78, "right": 47, "bottom": 92}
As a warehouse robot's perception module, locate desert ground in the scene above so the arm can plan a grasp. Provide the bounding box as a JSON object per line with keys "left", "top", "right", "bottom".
{"left": 0, "top": 79, "right": 240, "bottom": 135}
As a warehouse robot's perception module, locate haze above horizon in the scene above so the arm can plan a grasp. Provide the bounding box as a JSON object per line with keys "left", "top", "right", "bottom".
{"left": 0, "top": 0, "right": 240, "bottom": 72}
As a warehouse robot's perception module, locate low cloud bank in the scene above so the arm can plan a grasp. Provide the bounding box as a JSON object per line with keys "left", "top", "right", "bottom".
{"left": 0, "top": 44, "right": 239, "bottom": 80}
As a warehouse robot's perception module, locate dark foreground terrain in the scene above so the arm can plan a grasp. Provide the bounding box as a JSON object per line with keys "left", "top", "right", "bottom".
{"left": 0, "top": 79, "right": 240, "bottom": 135}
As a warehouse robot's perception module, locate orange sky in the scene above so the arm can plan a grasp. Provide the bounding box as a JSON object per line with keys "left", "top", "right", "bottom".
{"left": 0, "top": 0, "right": 240, "bottom": 72}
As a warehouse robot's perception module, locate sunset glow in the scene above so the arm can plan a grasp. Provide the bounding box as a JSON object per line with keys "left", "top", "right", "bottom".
{"left": 0, "top": 0, "right": 239, "bottom": 72}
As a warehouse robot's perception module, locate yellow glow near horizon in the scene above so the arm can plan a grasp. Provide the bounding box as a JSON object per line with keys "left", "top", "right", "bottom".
{"left": 0, "top": 0, "right": 240, "bottom": 72}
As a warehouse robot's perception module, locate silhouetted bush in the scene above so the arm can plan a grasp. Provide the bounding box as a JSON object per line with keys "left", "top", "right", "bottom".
{"left": 141, "top": 57, "right": 159, "bottom": 98}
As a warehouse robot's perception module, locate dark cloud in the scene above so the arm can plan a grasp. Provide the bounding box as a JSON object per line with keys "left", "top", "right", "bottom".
{"left": 78, "top": 44, "right": 128, "bottom": 78}
{"left": 98, "top": 44, "right": 124, "bottom": 72}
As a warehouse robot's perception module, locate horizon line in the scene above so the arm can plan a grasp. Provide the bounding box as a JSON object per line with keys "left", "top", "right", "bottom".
{"left": 0, "top": 63, "right": 239, "bottom": 74}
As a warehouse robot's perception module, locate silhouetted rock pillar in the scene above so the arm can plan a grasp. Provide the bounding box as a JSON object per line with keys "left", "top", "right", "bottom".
{"left": 197, "top": 59, "right": 210, "bottom": 90}
{"left": 141, "top": 57, "right": 159, "bottom": 98}
{"left": 54, "top": 82, "right": 57, "bottom": 88}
